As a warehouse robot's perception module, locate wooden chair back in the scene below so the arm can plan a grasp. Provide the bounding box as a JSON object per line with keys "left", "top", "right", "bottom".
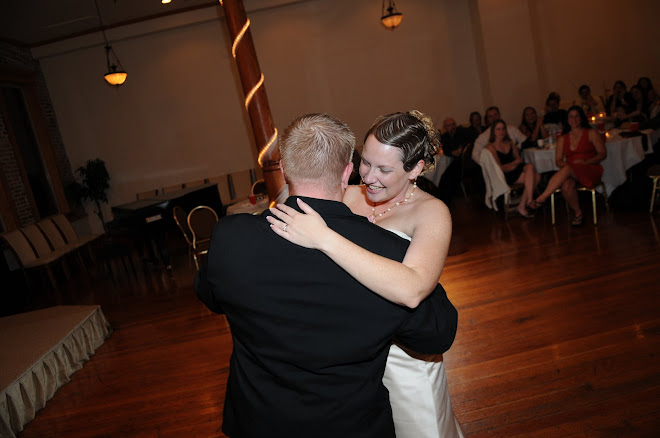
{"left": 21, "top": 224, "right": 53, "bottom": 257}
{"left": 0, "top": 230, "right": 38, "bottom": 267}
{"left": 173, "top": 206, "right": 192, "bottom": 245}
{"left": 37, "top": 218, "right": 67, "bottom": 250}
{"left": 250, "top": 179, "right": 267, "bottom": 196}
{"left": 50, "top": 214, "right": 79, "bottom": 244}
{"left": 187, "top": 206, "right": 219, "bottom": 270}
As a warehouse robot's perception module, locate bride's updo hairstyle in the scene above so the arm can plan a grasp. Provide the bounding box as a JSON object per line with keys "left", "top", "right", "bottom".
{"left": 364, "top": 110, "right": 439, "bottom": 173}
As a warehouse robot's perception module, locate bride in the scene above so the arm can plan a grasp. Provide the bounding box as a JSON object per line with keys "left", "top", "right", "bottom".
{"left": 267, "top": 110, "right": 463, "bottom": 437}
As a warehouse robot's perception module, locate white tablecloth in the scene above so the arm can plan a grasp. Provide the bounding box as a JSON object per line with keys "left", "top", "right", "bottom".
{"left": 225, "top": 197, "right": 270, "bottom": 215}
{"left": 640, "top": 128, "right": 659, "bottom": 153}
{"left": 421, "top": 155, "right": 454, "bottom": 187}
{"left": 523, "top": 132, "right": 646, "bottom": 195}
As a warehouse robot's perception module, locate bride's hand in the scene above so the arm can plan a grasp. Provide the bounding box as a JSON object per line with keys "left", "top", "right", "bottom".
{"left": 267, "top": 198, "right": 330, "bottom": 249}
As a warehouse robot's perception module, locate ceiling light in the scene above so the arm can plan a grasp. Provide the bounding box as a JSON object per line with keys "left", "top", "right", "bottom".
{"left": 94, "top": 0, "right": 128, "bottom": 86}
{"left": 381, "top": 0, "right": 403, "bottom": 30}
{"left": 103, "top": 45, "right": 127, "bottom": 85}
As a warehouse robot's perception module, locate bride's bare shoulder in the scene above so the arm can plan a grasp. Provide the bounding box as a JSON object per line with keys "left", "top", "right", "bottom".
{"left": 413, "top": 191, "right": 451, "bottom": 223}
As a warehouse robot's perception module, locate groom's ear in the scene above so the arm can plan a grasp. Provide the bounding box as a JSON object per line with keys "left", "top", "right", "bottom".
{"left": 341, "top": 162, "right": 354, "bottom": 189}
{"left": 279, "top": 160, "right": 289, "bottom": 184}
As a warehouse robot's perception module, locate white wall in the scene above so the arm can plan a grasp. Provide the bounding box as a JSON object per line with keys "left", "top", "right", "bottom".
{"left": 33, "top": 0, "right": 660, "bottom": 212}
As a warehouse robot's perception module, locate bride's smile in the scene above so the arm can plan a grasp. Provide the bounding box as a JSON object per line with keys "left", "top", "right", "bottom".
{"left": 360, "top": 134, "right": 416, "bottom": 205}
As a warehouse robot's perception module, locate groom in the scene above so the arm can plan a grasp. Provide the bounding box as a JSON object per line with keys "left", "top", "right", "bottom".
{"left": 195, "top": 113, "right": 458, "bottom": 438}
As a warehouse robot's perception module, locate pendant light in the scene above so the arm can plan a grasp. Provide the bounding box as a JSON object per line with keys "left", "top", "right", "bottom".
{"left": 94, "top": 0, "right": 127, "bottom": 86}
{"left": 381, "top": 0, "right": 403, "bottom": 30}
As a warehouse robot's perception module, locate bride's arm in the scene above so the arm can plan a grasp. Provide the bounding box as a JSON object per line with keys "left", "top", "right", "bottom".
{"left": 267, "top": 198, "right": 452, "bottom": 308}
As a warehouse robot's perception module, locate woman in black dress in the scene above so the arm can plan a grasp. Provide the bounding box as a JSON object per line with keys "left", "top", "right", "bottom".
{"left": 486, "top": 119, "right": 540, "bottom": 218}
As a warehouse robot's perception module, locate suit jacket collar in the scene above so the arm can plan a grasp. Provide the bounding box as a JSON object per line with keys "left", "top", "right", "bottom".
{"left": 281, "top": 196, "right": 360, "bottom": 220}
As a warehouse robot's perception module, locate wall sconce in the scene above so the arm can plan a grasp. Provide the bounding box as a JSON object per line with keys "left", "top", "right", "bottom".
{"left": 94, "top": 0, "right": 127, "bottom": 86}
{"left": 381, "top": 0, "right": 403, "bottom": 30}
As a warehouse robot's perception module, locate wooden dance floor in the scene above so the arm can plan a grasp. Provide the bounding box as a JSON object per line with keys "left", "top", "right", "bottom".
{"left": 13, "top": 196, "right": 660, "bottom": 437}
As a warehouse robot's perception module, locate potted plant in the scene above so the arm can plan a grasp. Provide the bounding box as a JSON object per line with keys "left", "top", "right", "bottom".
{"left": 74, "top": 158, "right": 110, "bottom": 231}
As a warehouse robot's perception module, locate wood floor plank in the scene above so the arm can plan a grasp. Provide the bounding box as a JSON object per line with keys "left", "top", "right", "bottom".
{"left": 13, "top": 197, "right": 660, "bottom": 437}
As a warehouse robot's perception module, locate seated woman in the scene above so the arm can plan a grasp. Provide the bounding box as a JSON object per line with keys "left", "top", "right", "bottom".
{"left": 530, "top": 106, "right": 606, "bottom": 226}
{"left": 623, "top": 85, "right": 648, "bottom": 123}
{"left": 578, "top": 84, "right": 601, "bottom": 115}
{"left": 486, "top": 119, "right": 540, "bottom": 218}
{"left": 637, "top": 76, "right": 654, "bottom": 113}
{"left": 518, "top": 106, "right": 547, "bottom": 143}
{"left": 463, "top": 110, "right": 485, "bottom": 145}
{"left": 606, "top": 80, "right": 634, "bottom": 118}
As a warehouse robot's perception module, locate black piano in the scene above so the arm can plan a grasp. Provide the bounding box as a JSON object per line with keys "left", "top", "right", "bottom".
{"left": 109, "top": 183, "right": 222, "bottom": 268}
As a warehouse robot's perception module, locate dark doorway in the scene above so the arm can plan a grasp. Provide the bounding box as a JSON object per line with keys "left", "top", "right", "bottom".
{"left": 1, "top": 85, "right": 58, "bottom": 218}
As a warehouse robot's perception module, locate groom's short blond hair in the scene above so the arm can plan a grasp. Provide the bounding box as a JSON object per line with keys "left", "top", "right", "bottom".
{"left": 280, "top": 114, "right": 355, "bottom": 193}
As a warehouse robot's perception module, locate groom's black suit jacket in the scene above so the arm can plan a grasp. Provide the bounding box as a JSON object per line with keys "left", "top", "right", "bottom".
{"left": 195, "top": 196, "right": 458, "bottom": 438}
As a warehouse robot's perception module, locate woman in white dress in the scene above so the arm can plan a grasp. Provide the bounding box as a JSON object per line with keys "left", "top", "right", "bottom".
{"left": 267, "top": 110, "right": 463, "bottom": 437}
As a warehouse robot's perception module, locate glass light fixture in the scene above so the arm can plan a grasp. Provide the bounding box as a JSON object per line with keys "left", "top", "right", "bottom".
{"left": 104, "top": 45, "right": 127, "bottom": 85}
{"left": 95, "top": 0, "right": 127, "bottom": 86}
{"left": 162, "top": 0, "right": 172, "bottom": 4}
{"left": 381, "top": 0, "right": 403, "bottom": 30}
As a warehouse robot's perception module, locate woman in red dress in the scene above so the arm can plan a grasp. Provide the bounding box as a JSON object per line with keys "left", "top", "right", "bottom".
{"left": 530, "top": 106, "right": 606, "bottom": 226}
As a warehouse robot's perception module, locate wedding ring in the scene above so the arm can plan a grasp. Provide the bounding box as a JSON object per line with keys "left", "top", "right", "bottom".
{"left": 283, "top": 224, "right": 288, "bottom": 232}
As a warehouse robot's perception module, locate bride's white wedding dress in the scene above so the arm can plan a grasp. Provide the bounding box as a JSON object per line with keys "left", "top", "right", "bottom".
{"left": 383, "top": 229, "right": 463, "bottom": 438}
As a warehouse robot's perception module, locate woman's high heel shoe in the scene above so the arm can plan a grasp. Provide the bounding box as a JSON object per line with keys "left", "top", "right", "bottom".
{"left": 528, "top": 199, "right": 545, "bottom": 210}
{"left": 571, "top": 212, "right": 584, "bottom": 227}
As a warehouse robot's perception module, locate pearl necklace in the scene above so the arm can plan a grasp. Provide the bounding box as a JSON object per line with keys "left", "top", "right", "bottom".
{"left": 368, "top": 181, "right": 417, "bottom": 223}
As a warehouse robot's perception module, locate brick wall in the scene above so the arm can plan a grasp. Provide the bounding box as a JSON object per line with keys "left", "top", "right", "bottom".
{"left": 0, "top": 41, "right": 75, "bottom": 228}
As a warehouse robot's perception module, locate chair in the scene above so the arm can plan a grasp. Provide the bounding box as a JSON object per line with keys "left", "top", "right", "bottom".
{"left": 37, "top": 218, "right": 87, "bottom": 268}
{"left": 1, "top": 229, "right": 62, "bottom": 289}
{"left": 173, "top": 206, "right": 194, "bottom": 267}
{"left": 648, "top": 165, "right": 660, "bottom": 213}
{"left": 250, "top": 179, "right": 267, "bottom": 196}
{"left": 184, "top": 179, "right": 206, "bottom": 189}
{"left": 136, "top": 189, "right": 159, "bottom": 200}
{"left": 50, "top": 214, "right": 101, "bottom": 248}
{"left": 23, "top": 223, "right": 84, "bottom": 277}
{"left": 187, "top": 206, "right": 219, "bottom": 270}
{"left": 162, "top": 183, "right": 183, "bottom": 194}
{"left": 207, "top": 174, "right": 232, "bottom": 206}
{"left": 229, "top": 170, "right": 253, "bottom": 201}
{"left": 21, "top": 225, "right": 62, "bottom": 258}
{"left": 479, "top": 148, "right": 524, "bottom": 219}
{"left": 36, "top": 218, "right": 68, "bottom": 250}
{"left": 550, "top": 182, "right": 609, "bottom": 225}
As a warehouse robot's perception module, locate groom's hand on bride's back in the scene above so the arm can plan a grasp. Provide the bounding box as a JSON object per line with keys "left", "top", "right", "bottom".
{"left": 395, "top": 283, "right": 458, "bottom": 355}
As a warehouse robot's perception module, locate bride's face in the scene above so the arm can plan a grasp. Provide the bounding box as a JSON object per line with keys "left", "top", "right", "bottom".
{"left": 360, "top": 134, "right": 417, "bottom": 204}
